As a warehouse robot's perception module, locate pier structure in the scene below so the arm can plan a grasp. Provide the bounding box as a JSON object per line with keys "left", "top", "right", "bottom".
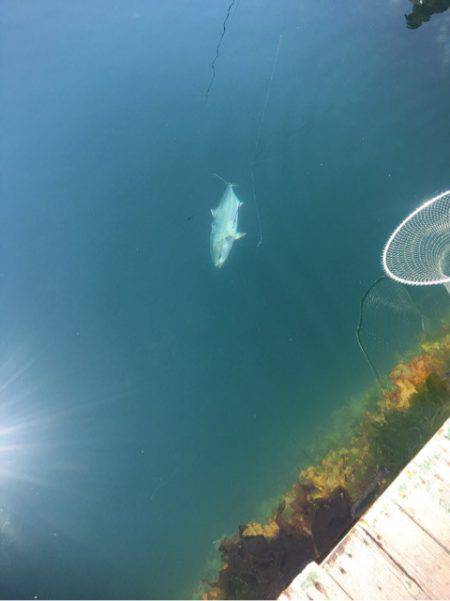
{"left": 279, "top": 419, "right": 450, "bottom": 600}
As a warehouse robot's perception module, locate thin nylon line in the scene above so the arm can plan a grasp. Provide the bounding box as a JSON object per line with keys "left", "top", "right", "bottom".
{"left": 356, "top": 276, "right": 386, "bottom": 390}
{"left": 204, "top": 0, "right": 237, "bottom": 102}
{"left": 251, "top": 169, "right": 263, "bottom": 248}
{"left": 253, "top": 34, "right": 283, "bottom": 162}
{"left": 251, "top": 33, "right": 283, "bottom": 248}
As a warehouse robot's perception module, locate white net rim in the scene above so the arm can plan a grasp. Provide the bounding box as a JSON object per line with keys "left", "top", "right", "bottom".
{"left": 382, "top": 189, "right": 450, "bottom": 286}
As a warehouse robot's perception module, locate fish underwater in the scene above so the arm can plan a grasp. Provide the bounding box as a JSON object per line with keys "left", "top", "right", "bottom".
{"left": 210, "top": 174, "right": 246, "bottom": 268}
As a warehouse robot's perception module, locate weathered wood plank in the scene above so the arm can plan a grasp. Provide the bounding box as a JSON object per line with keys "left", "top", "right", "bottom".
{"left": 360, "top": 499, "right": 450, "bottom": 599}
{"left": 409, "top": 421, "right": 450, "bottom": 479}
{"left": 387, "top": 421, "right": 450, "bottom": 551}
{"left": 390, "top": 421, "right": 450, "bottom": 536}
{"left": 396, "top": 467, "right": 450, "bottom": 519}
{"left": 392, "top": 487, "right": 450, "bottom": 552}
{"left": 389, "top": 457, "right": 450, "bottom": 551}
{"left": 323, "top": 523, "right": 427, "bottom": 600}
{"left": 278, "top": 562, "right": 351, "bottom": 601}
{"left": 278, "top": 420, "right": 450, "bottom": 601}
{"left": 410, "top": 427, "right": 450, "bottom": 486}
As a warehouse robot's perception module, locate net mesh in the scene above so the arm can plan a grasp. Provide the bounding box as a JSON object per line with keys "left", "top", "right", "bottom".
{"left": 382, "top": 190, "right": 450, "bottom": 286}
{"left": 357, "top": 277, "right": 425, "bottom": 383}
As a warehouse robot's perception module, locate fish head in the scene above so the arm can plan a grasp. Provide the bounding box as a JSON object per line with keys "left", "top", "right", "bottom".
{"left": 211, "top": 234, "right": 234, "bottom": 268}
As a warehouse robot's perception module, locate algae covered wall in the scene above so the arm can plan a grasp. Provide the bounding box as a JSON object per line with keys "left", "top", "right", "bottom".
{"left": 201, "top": 319, "right": 450, "bottom": 600}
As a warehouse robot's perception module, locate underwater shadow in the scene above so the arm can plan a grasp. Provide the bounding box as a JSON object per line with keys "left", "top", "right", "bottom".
{"left": 405, "top": 0, "right": 450, "bottom": 29}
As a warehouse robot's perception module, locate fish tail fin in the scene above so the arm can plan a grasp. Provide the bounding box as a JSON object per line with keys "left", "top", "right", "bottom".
{"left": 212, "top": 173, "right": 238, "bottom": 187}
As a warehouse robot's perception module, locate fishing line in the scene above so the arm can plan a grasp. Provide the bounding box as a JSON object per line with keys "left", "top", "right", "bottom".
{"left": 404, "top": 286, "right": 427, "bottom": 333}
{"left": 253, "top": 34, "right": 283, "bottom": 163}
{"left": 251, "top": 33, "right": 283, "bottom": 248}
{"left": 356, "top": 276, "right": 386, "bottom": 391}
{"left": 212, "top": 172, "right": 237, "bottom": 187}
{"left": 250, "top": 170, "right": 262, "bottom": 247}
{"left": 204, "top": 0, "right": 237, "bottom": 102}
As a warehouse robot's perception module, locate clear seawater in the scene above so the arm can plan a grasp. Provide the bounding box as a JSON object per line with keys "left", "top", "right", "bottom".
{"left": 0, "top": 1, "right": 449, "bottom": 598}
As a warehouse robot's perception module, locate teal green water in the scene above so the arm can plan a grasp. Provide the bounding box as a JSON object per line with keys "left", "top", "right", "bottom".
{"left": 0, "top": 1, "right": 449, "bottom": 598}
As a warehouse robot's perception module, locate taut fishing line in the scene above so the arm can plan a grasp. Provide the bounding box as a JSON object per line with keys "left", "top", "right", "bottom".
{"left": 251, "top": 33, "right": 283, "bottom": 248}
{"left": 204, "top": 0, "right": 238, "bottom": 102}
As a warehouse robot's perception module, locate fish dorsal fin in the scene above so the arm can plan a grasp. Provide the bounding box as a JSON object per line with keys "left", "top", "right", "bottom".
{"left": 235, "top": 232, "right": 246, "bottom": 240}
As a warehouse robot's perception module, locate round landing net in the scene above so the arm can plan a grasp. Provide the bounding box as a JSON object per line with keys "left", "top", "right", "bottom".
{"left": 382, "top": 190, "right": 450, "bottom": 287}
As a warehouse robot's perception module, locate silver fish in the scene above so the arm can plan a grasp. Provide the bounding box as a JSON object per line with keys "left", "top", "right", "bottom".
{"left": 210, "top": 174, "right": 246, "bottom": 268}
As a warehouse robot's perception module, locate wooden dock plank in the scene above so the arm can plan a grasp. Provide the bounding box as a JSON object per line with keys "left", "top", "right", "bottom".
{"left": 393, "top": 487, "right": 450, "bottom": 552}
{"left": 360, "top": 499, "right": 450, "bottom": 599}
{"left": 278, "top": 562, "right": 351, "bottom": 601}
{"left": 278, "top": 419, "right": 450, "bottom": 601}
{"left": 322, "top": 523, "right": 427, "bottom": 600}
{"left": 409, "top": 422, "right": 450, "bottom": 487}
{"left": 396, "top": 463, "right": 450, "bottom": 518}
{"left": 387, "top": 421, "right": 450, "bottom": 551}
{"left": 390, "top": 464, "right": 450, "bottom": 552}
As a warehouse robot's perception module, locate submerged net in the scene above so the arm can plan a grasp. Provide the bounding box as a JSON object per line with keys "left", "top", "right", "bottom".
{"left": 357, "top": 277, "right": 426, "bottom": 385}
{"left": 382, "top": 190, "right": 450, "bottom": 288}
